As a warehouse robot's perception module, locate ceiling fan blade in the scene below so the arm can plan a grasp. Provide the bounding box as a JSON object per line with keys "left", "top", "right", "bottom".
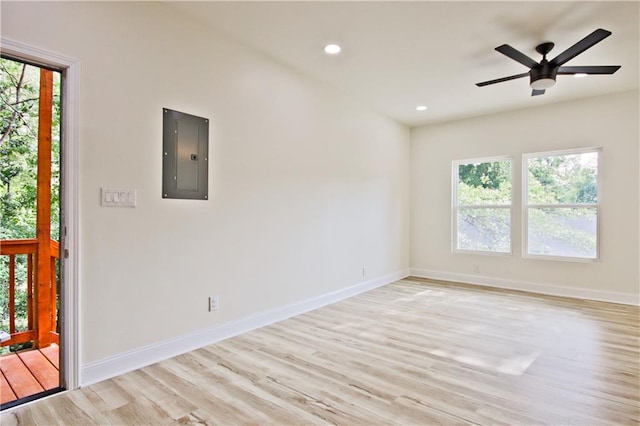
{"left": 495, "top": 44, "right": 539, "bottom": 68}
{"left": 476, "top": 72, "right": 529, "bottom": 87}
{"left": 557, "top": 65, "right": 621, "bottom": 75}
{"left": 532, "top": 89, "right": 545, "bottom": 96}
{"left": 550, "top": 28, "right": 612, "bottom": 66}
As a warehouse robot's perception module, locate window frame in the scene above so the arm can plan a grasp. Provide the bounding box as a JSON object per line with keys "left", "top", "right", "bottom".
{"left": 522, "top": 147, "right": 602, "bottom": 262}
{"left": 452, "top": 155, "right": 513, "bottom": 256}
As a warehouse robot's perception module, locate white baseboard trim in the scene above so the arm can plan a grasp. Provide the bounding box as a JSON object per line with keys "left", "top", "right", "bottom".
{"left": 80, "top": 269, "right": 410, "bottom": 387}
{"left": 410, "top": 268, "right": 640, "bottom": 306}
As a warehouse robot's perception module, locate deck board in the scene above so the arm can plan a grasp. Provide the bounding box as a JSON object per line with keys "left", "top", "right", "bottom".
{"left": 0, "top": 354, "right": 44, "bottom": 399}
{"left": 0, "top": 345, "right": 59, "bottom": 405}
{"left": 40, "top": 344, "right": 59, "bottom": 369}
{"left": 1, "top": 370, "right": 17, "bottom": 404}
{"left": 17, "top": 349, "right": 59, "bottom": 390}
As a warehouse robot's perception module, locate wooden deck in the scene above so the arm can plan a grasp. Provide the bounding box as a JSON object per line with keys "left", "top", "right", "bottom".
{"left": 0, "top": 344, "right": 59, "bottom": 405}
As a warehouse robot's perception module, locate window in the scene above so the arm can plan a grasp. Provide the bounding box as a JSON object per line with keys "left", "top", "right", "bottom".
{"left": 524, "top": 148, "right": 600, "bottom": 260}
{"left": 453, "top": 157, "right": 512, "bottom": 254}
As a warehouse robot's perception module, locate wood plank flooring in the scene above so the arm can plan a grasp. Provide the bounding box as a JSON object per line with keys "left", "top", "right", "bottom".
{"left": 2, "top": 278, "right": 639, "bottom": 425}
{"left": 0, "top": 344, "right": 59, "bottom": 404}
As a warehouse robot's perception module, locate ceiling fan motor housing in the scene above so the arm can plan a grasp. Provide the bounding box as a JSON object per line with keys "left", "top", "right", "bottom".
{"left": 530, "top": 61, "right": 558, "bottom": 89}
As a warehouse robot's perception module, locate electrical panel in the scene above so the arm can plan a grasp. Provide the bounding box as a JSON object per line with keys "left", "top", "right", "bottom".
{"left": 162, "top": 108, "right": 209, "bottom": 200}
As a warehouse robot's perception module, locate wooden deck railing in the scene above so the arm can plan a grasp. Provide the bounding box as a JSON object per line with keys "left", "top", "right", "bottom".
{"left": 2, "top": 69, "right": 58, "bottom": 353}
{"left": 1, "top": 239, "right": 59, "bottom": 348}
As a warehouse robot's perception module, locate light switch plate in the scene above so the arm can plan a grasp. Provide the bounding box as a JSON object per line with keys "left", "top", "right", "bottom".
{"left": 102, "top": 188, "right": 136, "bottom": 207}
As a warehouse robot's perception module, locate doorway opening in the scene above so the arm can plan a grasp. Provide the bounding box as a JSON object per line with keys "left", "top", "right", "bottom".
{"left": 0, "top": 56, "right": 64, "bottom": 409}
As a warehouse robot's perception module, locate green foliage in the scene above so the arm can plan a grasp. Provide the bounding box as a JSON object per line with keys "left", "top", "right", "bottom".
{"left": 1, "top": 57, "right": 61, "bottom": 352}
{"left": 459, "top": 161, "right": 509, "bottom": 189}
{"left": 458, "top": 207, "right": 511, "bottom": 252}
{"left": 456, "top": 159, "right": 512, "bottom": 252}
{"left": 526, "top": 152, "right": 599, "bottom": 258}
{"left": 456, "top": 154, "right": 598, "bottom": 257}
{"left": 458, "top": 160, "right": 511, "bottom": 205}
{"left": 528, "top": 207, "right": 597, "bottom": 258}
{"left": 527, "top": 153, "right": 598, "bottom": 205}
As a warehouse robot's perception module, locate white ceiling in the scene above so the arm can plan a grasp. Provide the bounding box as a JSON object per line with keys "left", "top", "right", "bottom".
{"left": 165, "top": 1, "right": 639, "bottom": 127}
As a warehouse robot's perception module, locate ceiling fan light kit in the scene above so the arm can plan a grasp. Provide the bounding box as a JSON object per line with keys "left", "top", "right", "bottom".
{"left": 476, "top": 28, "right": 621, "bottom": 96}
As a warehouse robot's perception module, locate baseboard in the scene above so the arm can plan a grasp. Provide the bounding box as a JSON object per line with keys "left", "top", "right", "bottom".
{"left": 410, "top": 268, "right": 640, "bottom": 306}
{"left": 80, "top": 268, "right": 410, "bottom": 387}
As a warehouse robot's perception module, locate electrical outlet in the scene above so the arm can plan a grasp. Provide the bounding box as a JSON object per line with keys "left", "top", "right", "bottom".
{"left": 473, "top": 264, "right": 480, "bottom": 273}
{"left": 362, "top": 267, "right": 366, "bottom": 277}
{"left": 208, "top": 295, "right": 219, "bottom": 312}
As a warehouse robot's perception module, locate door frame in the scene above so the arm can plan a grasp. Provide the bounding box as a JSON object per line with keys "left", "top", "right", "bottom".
{"left": 1, "top": 38, "right": 80, "bottom": 391}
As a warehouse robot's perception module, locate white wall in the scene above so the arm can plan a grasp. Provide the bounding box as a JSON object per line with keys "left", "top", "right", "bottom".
{"left": 1, "top": 1, "right": 410, "bottom": 369}
{"left": 411, "top": 91, "right": 640, "bottom": 303}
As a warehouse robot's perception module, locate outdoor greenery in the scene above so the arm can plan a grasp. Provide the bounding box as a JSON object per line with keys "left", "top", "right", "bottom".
{"left": 458, "top": 160, "right": 511, "bottom": 203}
{"left": 0, "top": 57, "right": 61, "bottom": 353}
{"left": 455, "top": 152, "right": 599, "bottom": 258}
{"left": 527, "top": 152, "right": 598, "bottom": 258}
{"left": 457, "top": 160, "right": 511, "bottom": 252}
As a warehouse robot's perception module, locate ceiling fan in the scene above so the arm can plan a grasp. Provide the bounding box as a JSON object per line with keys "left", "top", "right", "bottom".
{"left": 476, "top": 28, "right": 621, "bottom": 96}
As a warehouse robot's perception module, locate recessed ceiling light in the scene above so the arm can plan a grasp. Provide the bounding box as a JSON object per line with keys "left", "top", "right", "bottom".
{"left": 574, "top": 73, "right": 588, "bottom": 78}
{"left": 416, "top": 105, "right": 428, "bottom": 111}
{"left": 324, "top": 44, "right": 341, "bottom": 55}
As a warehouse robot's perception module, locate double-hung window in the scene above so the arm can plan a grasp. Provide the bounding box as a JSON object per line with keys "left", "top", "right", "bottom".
{"left": 524, "top": 148, "right": 600, "bottom": 260}
{"left": 453, "top": 157, "right": 512, "bottom": 254}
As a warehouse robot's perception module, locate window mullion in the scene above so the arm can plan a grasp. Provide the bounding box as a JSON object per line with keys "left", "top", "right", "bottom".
{"left": 527, "top": 203, "right": 598, "bottom": 209}
{"left": 458, "top": 204, "right": 511, "bottom": 209}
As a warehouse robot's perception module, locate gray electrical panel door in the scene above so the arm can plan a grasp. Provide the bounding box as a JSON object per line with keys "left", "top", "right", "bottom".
{"left": 163, "top": 108, "right": 209, "bottom": 200}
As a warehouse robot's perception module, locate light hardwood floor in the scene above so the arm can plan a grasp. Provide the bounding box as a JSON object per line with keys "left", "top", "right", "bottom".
{"left": 2, "top": 277, "right": 639, "bottom": 425}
